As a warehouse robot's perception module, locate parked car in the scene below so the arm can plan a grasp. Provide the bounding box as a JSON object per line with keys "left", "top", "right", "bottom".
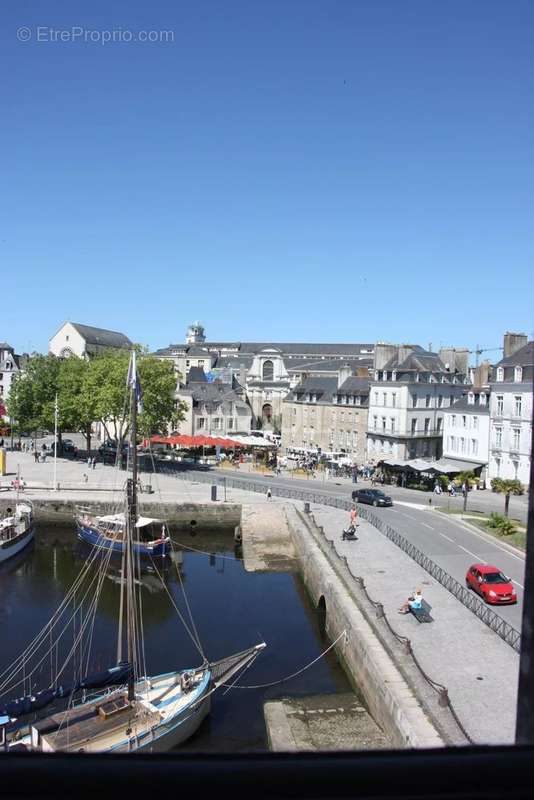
{"left": 465, "top": 564, "right": 517, "bottom": 605}
{"left": 351, "top": 488, "right": 393, "bottom": 507}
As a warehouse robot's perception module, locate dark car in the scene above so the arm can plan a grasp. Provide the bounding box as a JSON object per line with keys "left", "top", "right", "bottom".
{"left": 351, "top": 488, "right": 393, "bottom": 507}
{"left": 465, "top": 564, "right": 517, "bottom": 605}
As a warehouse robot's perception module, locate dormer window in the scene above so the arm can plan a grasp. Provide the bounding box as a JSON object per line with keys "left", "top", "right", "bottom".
{"left": 479, "top": 392, "right": 486, "bottom": 406}
{"left": 391, "top": 371, "right": 397, "bottom": 381}
{"left": 515, "top": 366, "right": 523, "bottom": 382}
{"left": 382, "top": 371, "right": 388, "bottom": 381}
{"left": 496, "top": 367, "right": 504, "bottom": 382}
{"left": 374, "top": 371, "right": 379, "bottom": 381}
{"left": 468, "top": 392, "right": 475, "bottom": 405}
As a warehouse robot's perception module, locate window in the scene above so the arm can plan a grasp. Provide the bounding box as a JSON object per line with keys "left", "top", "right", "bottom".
{"left": 473, "top": 416, "right": 478, "bottom": 430}
{"left": 65, "top": 334, "right": 69, "bottom": 341}
{"left": 373, "top": 415, "right": 377, "bottom": 431}
{"left": 472, "top": 439, "right": 478, "bottom": 455}
{"left": 382, "top": 392, "right": 387, "bottom": 406}
{"left": 197, "top": 360, "right": 204, "bottom": 367}
{"left": 451, "top": 415, "right": 456, "bottom": 427}
{"left": 514, "top": 396, "right": 522, "bottom": 417}
{"left": 468, "top": 392, "right": 474, "bottom": 405}
{"left": 262, "top": 360, "right": 274, "bottom": 381}
{"left": 479, "top": 392, "right": 486, "bottom": 406}
{"left": 227, "top": 418, "right": 234, "bottom": 429}
{"left": 412, "top": 394, "right": 417, "bottom": 408}
{"left": 425, "top": 394, "right": 431, "bottom": 408}
{"left": 374, "top": 391, "right": 379, "bottom": 405}
{"left": 197, "top": 417, "right": 205, "bottom": 429}
{"left": 514, "top": 366, "right": 523, "bottom": 382}
{"left": 437, "top": 417, "right": 443, "bottom": 432}
{"left": 186, "top": 360, "right": 190, "bottom": 367}
{"left": 390, "top": 417, "right": 395, "bottom": 433}
{"left": 392, "top": 393, "right": 396, "bottom": 407}
{"left": 496, "top": 367, "right": 504, "bottom": 381}
{"left": 462, "top": 415, "right": 467, "bottom": 428}
{"left": 496, "top": 395, "right": 504, "bottom": 415}
{"left": 449, "top": 395, "right": 454, "bottom": 406}
{"left": 460, "top": 437, "right": 465, "bottom": 454}
{"left": 424, "top": 418, "right": 430, "bottom": 434}
{"left": 495, "top": 427, "right": 502, "bottom": 447}
{"left": 411, "top": 419, "right": 417, "bottom": 435}
{"left": 381, "top": 417, "right": 386, "bottom": 432}
{"left": 450, "top": 435, "right": 456, "bottom": 452}
{"left": 438, "top": 395, "right": 443, "bottom": 408}
{"left": 512, "top": 428, "right": 520, "bottom": 450}
{"left": 213, "top": 418, "right": 221, "bottom": 430}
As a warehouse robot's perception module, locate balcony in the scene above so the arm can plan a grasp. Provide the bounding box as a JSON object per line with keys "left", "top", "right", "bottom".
{"left": 368, "top": 428, "right": 443, "bottom": 440}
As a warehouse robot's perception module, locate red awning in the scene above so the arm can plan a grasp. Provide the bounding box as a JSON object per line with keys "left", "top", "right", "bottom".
{"left": 148, "top": 434, "right": 241, "bottom": 449}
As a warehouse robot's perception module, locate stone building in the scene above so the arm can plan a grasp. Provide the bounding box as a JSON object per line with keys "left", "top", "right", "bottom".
{"left": 488, "top": 333, "right": 532, "bottom": 486}
{"left": 281, "top": 367, "right": 370, "bottom": 463}
{"left": 175, "top": 368, "right": 252, "bottom": 437}
{"left": 0, "top": 343, "right": 23, "bottom": 408}
{"left": 366, "top": 344, "right": 470, "bottom": 463}
{"left": 154, "top": 324, "right": 374, "bottom": 432}
{"left": 49, "top": 322, "right": 132, "bottom": 359}
{"left": 442, "top": 389, "right": 491, "bottom": 480}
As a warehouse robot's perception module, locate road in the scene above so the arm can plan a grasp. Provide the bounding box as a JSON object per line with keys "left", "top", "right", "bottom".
{"left": 205, "top": 467, "right": 526, "bottom": 630}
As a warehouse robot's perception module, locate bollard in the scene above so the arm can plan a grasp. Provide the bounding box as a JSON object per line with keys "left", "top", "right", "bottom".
{"left": 303, "top": 501, "right": 310, "bottom": 514}
{"left": 211, "top": 485, "right": 217, "bottom": 502}
{"left": 402, "top": 638, "right": 412, "bottom": 655}
{"left": 438, "top": 687, "right": 449, "bottom": 708}
{"left": 429, "top": 498, "right": 432, "bottom": 506}
{"left": 375, "top": 602, "right": 384, "bottom": 619}
{"left": 234, "top": 525, "right": 242, "bottom": 543}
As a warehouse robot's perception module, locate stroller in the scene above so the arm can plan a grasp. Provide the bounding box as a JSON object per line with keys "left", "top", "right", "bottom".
{"left": 342, "top": 523, "right": 358, "bottom": 541}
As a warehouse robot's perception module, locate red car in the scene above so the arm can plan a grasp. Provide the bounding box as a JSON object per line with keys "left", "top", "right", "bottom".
{"left": 465, "top": 564, "right": 517, "bottom": 605}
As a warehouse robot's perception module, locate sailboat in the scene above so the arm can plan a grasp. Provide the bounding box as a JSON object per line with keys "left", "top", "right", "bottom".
{"left": 0, "top": 352, "right": 265, "bottom": 754}
{"left": 0, "top": 468, "right": 34, "bottom": 564}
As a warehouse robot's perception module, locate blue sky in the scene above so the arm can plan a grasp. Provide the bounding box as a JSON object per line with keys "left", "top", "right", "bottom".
{"left": 3, "top": 0, "right": 533, "bottom": 357}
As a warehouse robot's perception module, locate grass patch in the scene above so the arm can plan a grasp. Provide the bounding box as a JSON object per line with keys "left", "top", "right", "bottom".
{"left": 436, "top": 507, "right": 523, "bottom": 524}
{"left": 470, "top": 519, "right": 526, "bottom": 552}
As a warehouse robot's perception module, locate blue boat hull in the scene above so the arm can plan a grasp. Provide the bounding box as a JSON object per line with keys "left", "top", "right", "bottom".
{"left": 0, "top": 525, "right": 34, "bottom": 564}
{"left": 76, "top": 523, "right": 169, "bottom": 557}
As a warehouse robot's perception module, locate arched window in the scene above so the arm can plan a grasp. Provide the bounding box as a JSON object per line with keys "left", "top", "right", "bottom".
{"left": 262, "top": 360, "right": 274, "bottom": 381}
{"left": 60, "top": 348, "right": 73, "bottom": 358}
{"left": 262, "top": 403, "right": 273, "bottom": 422}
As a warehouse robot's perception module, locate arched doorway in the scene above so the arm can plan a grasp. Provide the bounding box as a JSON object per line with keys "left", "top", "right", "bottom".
{"left": 262, "top": 360, "right": 274, "bottom": 381}
{"left": 262, "top": 403, "right": 273, "bottom": 424}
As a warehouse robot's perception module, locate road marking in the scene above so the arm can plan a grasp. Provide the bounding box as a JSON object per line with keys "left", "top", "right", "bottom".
{"left": 401, "top": 513, "right": 418, "bottom": 521}
{"left": 421, "top": 522, "right": 434, "bottom": 530}
{"left": 457, "top": 544, "right": 484, "bottom": 561}
{"left": 512, "top": 580, "right": 524, "bottom": 589}
{"left": 439, "top": 532, "right": 455, "bottom": 543}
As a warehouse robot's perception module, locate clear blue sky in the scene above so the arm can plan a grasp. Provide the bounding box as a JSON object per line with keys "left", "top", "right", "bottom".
{"left": 3, "top": 0, "right": 533, "bottom": 357}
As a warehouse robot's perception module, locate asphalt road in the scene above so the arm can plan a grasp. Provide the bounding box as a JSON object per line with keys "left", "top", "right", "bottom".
{"left": 208, "top": 467, "right": 526, "bottom": 631}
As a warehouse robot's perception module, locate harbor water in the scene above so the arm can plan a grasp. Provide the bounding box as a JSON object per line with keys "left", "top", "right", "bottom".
{"left": 0, "top": 524, "right": 351, "bottom": 753}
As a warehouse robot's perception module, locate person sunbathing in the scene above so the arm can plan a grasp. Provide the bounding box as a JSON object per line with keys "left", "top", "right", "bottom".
{"left": 398, "top": 588, "right": 423, "bottom": 614}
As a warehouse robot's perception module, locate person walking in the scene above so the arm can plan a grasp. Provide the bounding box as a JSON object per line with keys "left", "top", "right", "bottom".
{"left": 92, "top": 456, "right": 96, "bottom": 470}
{"left": 350, "top": 505, "right": 359, "bottom": 528}
{"left": 266, "top": 487, "right": 272, "bottom": 501}
{"left": 34, "top": 450, "right": 39, "bottom": 463}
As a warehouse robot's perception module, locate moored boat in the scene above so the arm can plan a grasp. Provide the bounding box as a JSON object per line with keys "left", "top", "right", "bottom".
{"left": 0, "top": 502, "right": 34, "bottom": 564}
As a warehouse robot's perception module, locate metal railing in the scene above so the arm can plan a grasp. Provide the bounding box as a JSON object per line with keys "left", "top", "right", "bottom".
{"left": 153, "top": 462, "right": 522, "bottom": 652}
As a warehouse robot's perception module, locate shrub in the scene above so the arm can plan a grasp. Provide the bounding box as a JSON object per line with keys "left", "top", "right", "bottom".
{"left": 487, "top": 512, "right": 517, "bottom": 536}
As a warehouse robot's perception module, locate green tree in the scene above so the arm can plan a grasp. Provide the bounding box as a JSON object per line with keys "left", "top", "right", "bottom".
{"left": 6, "top": 354, "right": 61, "bottom": 437}
{"left": 57, "top": 356, "right": 98, "bottom": 453}
{"left": 490, "top": 478, "right": 523, "bottom": 517}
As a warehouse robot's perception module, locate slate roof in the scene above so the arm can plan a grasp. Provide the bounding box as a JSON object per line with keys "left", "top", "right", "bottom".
{"left": 186, "top": 367, "right": 207, "bottom": 383}
{"left": 70, "top": 323, "right": 132, "bottom": 350}
{"left": 154, "top": 341, "right": 374, "bottom": 358}
{"left": 338, "top": 376, "right": 371, "bottom": 394}
{"left": 495, "top": 341, "right": 534, "bottom": 367}
{"left": 448, "top": 392, "right": 490, "bottom": 414}
{"left": 284, "top": 375, "right": 369, "bottom": 405}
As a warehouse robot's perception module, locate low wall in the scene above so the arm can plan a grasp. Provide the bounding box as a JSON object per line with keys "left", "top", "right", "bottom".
{"left": 2, "top": 498, "right": 241, "bottom": 531}
{"left": 284, "top": 504, "right": 444, "bottom": 749}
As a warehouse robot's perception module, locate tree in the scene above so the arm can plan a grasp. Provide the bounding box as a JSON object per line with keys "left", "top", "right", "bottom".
{"left": 490, "top": 478, "right": 523, "bottom": 517}
{"left": 6, "top": 354, "right": 61, "bottom": 437}
{"left": 57, "top": 356, "right": 97, "bottom": 453}
{"left": 487, "top": 512, "right": 517, "bottom": 537}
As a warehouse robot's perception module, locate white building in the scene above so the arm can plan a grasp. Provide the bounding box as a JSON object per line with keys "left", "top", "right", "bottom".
{"left": 175, "top": 369, "right": 252, "bottom": 437}
{"left": 49, "top": 322, "right": 132, "bottom": 359}
{"left": 366, "top": 344, "right": 470, "bottom": 463}
{"left": 489, "top": 334, "right": 532, "bottom": 486}
{"left": 0, "top": 343, "right": 23, "bottom": 409}
{"left": 442, "top": 389, "right": 490, "bottom": 479}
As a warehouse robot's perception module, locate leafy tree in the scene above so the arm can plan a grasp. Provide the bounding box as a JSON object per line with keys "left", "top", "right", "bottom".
{"left": 57, "top": 356, "right": 97, "bottom": 453}
{"left": 490, "top": 478, "right": 523, "bottom": 517}
{"left": 6, "top": 355, "right": 61, "bottom": 437}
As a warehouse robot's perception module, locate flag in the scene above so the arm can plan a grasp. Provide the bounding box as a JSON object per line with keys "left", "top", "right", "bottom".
{"left": 126, "top": 351, "right": 143, "bottom": 412}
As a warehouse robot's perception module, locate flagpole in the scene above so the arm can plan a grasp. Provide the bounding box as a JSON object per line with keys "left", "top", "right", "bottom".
{"left": 53, "top": 394, "right": 58, "bottom": 492}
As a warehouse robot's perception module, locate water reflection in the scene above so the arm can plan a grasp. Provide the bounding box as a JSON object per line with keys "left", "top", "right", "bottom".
{"left": 1, "top": 524, "right": 351, "bottom": 752}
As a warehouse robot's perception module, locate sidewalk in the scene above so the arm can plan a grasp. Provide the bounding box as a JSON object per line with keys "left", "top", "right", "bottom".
{"left": 308, "top": 504, "right": 519, "bottom": 745}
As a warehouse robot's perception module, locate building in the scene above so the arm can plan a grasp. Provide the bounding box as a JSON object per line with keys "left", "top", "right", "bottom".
{"left": 0, "top": 343, "right": 24, "bottom": 412}
{"left": 441, "top": 389, "right": 491, "bottom": 480}
{"left": 175, "top": 368, "right": 253, "bottom": 437}
{"left": 49, "top": 322, "right": 133, "bottom": 359}
{"left": 281, "top": 367, "right": 370, "bottom": 463}
{"left": 489, "top": 334, "right": 533, "bottom": 486}
{"left": 366, "top": 344, "right": 470, "bottom": 463}
{"left": 154, "top": 324, "right": 374, "bottom": 431}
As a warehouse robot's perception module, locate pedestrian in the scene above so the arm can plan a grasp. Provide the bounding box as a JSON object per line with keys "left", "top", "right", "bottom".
{"left": 462, "top": 481, "right": 467, "bottom": 497}
{"left": 87, "top": 456, "right": 92, "bottom": 468}
{"left": 92, "top": 456, "right": 96, "bottom": 470}
{"left": 34, "top": 450, "right": 39, "bottom": 463}
{"left": 447, "top": 481, "right": 453, "bottom": 496}
{"left": 83, "top": 473, "right": 88, "bottom": 484}
{"left": 266, "top": 487, "right": 272, "bottom": 501}
{"left": 350, "top": 505, "right": 359, "bottom": 527}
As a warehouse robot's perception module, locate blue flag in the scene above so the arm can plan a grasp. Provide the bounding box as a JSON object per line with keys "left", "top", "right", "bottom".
{"left": 126, "top": 351, "right": 143, "bottom": 412}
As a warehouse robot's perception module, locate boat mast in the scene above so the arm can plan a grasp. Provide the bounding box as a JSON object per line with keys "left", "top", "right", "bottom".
{"left": 125, "top": 351, "right": 139, "bottom": 701}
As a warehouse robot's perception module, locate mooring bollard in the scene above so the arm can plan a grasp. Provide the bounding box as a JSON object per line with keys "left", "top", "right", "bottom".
{"left": 375, "top": 602, "right": 384, "bottom": 619}
{"left": 234, "top": 525, "right": 242, "bottom": 543}
{"left": 211, "top": 485, "right": 217, "bottom": 502}
{"left": 438, "top": 687, "right": 449, "bottom": 708}
{"left": 303, "top": 501, "right": 310, "bottom": 514}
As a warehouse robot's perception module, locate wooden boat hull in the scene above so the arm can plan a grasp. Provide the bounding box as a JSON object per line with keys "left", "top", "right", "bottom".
{"left": 0, "top": 525, "right": 34, "bottom": 564}
{"left": 76, "top": 522, "right": 169, "bottom": 557}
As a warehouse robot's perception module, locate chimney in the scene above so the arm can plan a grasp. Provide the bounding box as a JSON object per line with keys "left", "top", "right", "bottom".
{"left": 337, "top": 364, "right": 352, "bottom": 388}
{"left": 374, "top": 343, "right": 397, "bottom": 370}
{"left": 397, "top": 344, "right": 416, "bottom": 364}
{"left": 503, "top": 332, "right": 527, "bottom": 358}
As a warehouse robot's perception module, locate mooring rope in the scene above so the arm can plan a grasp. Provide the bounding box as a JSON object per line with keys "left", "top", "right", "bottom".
{"left": 221, "top": 629, "right": 347, "bottom": 690}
